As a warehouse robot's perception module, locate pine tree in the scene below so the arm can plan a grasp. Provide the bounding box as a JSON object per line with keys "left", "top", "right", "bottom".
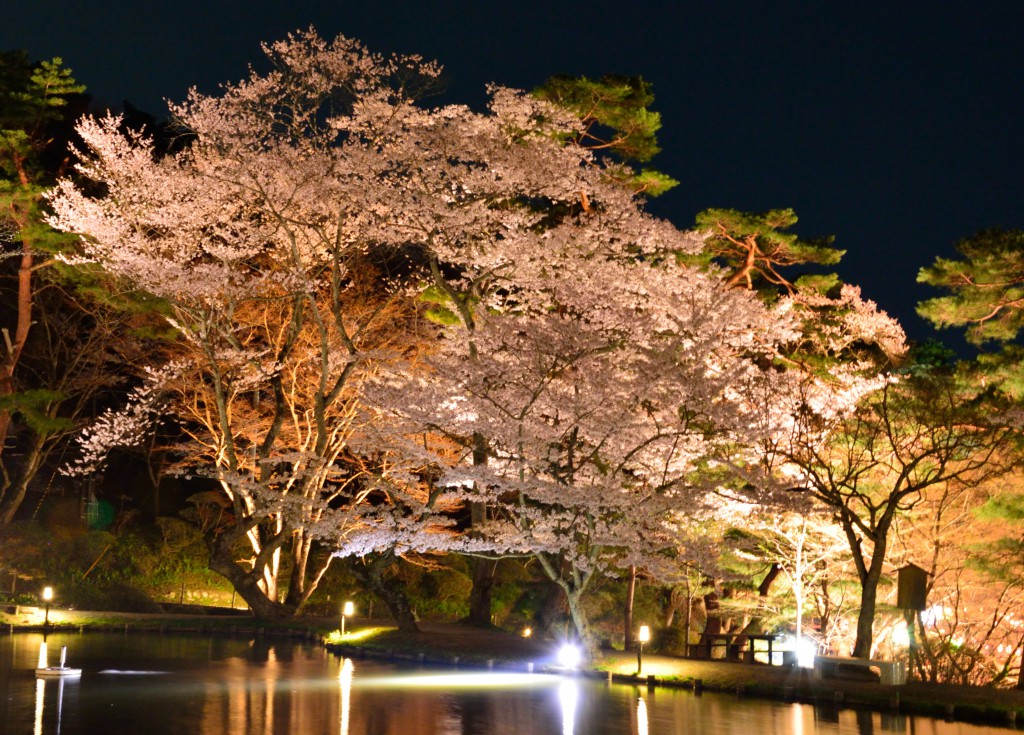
{"left": 533, "top": 74, "right": 679, "bottom": 196}
{"left": 917, "top": 229, "right": 1024, "bottom": 346}
{"left": 0, "top": 51, "right": 86, "bottom": 524}
{"left": 695, "top": 207, "right": 844, "bottom": 294}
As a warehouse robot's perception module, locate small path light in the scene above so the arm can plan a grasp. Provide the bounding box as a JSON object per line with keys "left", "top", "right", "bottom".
{"left": 637, "top": 625, "right": 650, "bottom": 675}
{"left": 42, "top": 587, "right": 53, "bottom": 629}
{"left": 341, "top": 600, "right": 354, "bottom": 636}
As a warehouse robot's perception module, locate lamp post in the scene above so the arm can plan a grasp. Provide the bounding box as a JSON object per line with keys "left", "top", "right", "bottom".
{"left": 637, "top": 625, "right": 650, "bottom": 675}
{"left": 42, "top": 586, "right": 53, "bottom": 629}
{"left": 341, "top": 600, "right": 354, "bottom": 636}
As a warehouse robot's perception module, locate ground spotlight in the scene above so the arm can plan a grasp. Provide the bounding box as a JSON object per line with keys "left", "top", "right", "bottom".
{"left": 557, "top": 643, "right": 581, "bottom": 669}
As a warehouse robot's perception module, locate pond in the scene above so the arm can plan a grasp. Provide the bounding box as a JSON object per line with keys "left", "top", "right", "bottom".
{"left": 0, "top": 631, "right": 1016, "bottom": 735}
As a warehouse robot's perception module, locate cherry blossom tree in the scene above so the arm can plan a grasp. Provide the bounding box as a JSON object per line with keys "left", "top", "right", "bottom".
{"left": 47, "top": 31, "right": 459, "bottom": 621}
{"left": 379, "top": 232, "right": 799, "bottom": 651}
{"left": 46, "top": 29, "right": 749, "bottom": 624}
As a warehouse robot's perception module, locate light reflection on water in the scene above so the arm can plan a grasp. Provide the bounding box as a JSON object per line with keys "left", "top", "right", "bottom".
{"left": 0, "top": 632, "right": 1017, "bottom": 735}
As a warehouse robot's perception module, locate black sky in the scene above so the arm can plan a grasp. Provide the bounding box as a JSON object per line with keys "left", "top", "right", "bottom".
{"left": 5, "top": 1, "right": 1022, "bottom": 346}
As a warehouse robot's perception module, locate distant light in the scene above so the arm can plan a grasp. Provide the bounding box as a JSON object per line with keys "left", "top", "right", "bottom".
{"left": 920, "top": 604, "right": 944, "bottom": 626}
{"left": 638, "top": 625, "right": 650, "bottom": 643}
{"left": 42, "top": 587, "right": 53, "bottom": 602}
{"left": 522, "top": 627, "right": 533, "bottom": 638}
{"left": 558, "top": 644, "right": 581, "bottom": 669}
{"left": 796, "top": 637, "right": 818, "bottom": 668}
{"left": 891, "top": 622, "right": 910, "bottom": 648}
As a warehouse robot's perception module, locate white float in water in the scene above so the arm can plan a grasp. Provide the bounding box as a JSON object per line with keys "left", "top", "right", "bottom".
{"left": 36, "top": 645, "right": 82, "bottom": 678}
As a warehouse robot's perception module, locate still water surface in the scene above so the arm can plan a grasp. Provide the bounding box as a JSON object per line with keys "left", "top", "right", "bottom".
{"left": 0, "top": 632, "right": 1016, "bottom": 735}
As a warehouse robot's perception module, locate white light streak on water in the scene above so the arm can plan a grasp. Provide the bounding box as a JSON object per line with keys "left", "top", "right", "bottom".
{"left": 56, "top": 677, "right": 65, "bottom": 735}
{"left": 637, "top": 694, "right": 648, "bottom": 735}
{"left": 34, "top": 641, "right": 47, "bottom": 735}
{"left": 559, "top": 679, "right": 578, "bottom": 735}
{"left": 33, "top": 677, "right": 44, "bottom": 735}
{"left": 358, "top": 672, "right": 558, "bottom": 689}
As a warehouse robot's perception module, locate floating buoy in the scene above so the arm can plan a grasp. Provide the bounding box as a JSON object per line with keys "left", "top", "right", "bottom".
{"left": 36, "top": 645, "right": 82, "bottom": 678}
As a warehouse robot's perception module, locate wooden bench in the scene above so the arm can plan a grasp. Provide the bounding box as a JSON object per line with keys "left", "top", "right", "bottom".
{"left": 813, "top": 655, "right": 906, "bottom": 685}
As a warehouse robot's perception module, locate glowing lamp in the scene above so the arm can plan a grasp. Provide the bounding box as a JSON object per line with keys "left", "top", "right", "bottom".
{"left": 341, "top": 601, "right": 355, "bottom": 636}
{"left": 42, "top": 586, "right": 54, "bottom": 629}
{"left": 637, "top": 624, "right": 651, "bottom": 675}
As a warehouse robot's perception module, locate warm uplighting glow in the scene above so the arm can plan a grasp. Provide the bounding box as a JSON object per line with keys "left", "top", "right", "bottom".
{"left": 891, "top": 621, "right": 910, "bottom": 647}
{"left": 522, "top": 627, "right": 533, "bottom": 638}
{"left": 638, "top": 625, "right": 650, "bottom": 643}
{"left": 326, "top": 625, "right": 390, "bottom": 645}
{"left": 557, "top": 644, "right": 581, "bottom": 669}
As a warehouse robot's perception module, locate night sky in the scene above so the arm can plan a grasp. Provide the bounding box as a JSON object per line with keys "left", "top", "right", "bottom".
{"left": 4, "top": 1, "right": 1023, "bottom": 346}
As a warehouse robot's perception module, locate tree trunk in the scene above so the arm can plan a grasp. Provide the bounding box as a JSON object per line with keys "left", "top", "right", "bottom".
{"left": 695, "top": 583, "right": 722, "bottom": 658}
{"left": 684, "top": 591, "right": 693, "bottom": 650}
{"left": 366, "top": 574, "right": 419, "bottom": 632}
{"left": 0, "top": 236, "right": 34, "bottom": 511}
{"left": 534, "top": 581, "right": 567, "bottom": 635}
{"left": 464, "top": 433, "right": 494, "bottom": 626}
{"left": 209, "top": 535, "right": 293, "bottom": 621}
{"left": 852, "top": 555, "right": 884, "bottom": 658}
{"left": 846, "top": 515, "right": 892, "bottom": 659}
{"left": 345, "top": 554, "right": 419, "bottom": 633}
{"left": 624, "top": 565, "right": 637, "bottom": 650}
{"left": 284, "top": 531, "right": 317, "bottom": 609}
{"left": 563, "top": 585, "right": 595, "bottom": 657}
{"left": 0, "top": 236, "right": 34, "bottom": 475}
{"left": 466, "top": 555, "right": 496, "bottom": 627}
{"left": 0, "top": 431, "right": 45, "bottom": 526}
{"left": 759, "top": 563, "right": 781, "bottom": 597}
